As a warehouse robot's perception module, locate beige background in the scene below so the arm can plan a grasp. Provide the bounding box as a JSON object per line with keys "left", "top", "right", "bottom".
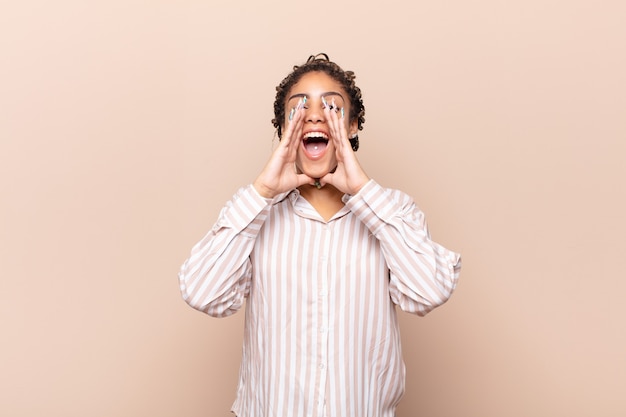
{"left": 1, "top": 1, "right": 624, "bottom": 416}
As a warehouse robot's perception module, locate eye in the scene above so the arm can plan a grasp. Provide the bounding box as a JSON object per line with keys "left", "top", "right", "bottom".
{"left": 286, "top": 96, "right": 308, "bottom": 111}
{"left": 322, "top": 94, "right": 345, "bottom": 112}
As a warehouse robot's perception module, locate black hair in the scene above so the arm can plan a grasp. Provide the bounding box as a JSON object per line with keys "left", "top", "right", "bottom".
{"left": 272, "top": 53, "right": 365, "bottom": 150}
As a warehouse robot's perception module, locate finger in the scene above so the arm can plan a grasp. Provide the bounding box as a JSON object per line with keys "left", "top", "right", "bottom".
{"left": 323, "top": 105, "right": 340, "bottom": 148}
{"left": 281, "top": 104, "right": 305, "bottom": 156}
{"left": 325, "top": 103, "right": 348, "bottom": 151}
{"left": 319, "top": 171, "right": 340, "bottom": 191}
{"left": 330, "top": 99, "right": 348, "bottom": 143}
{"left": 281, "top": 100, "right": 302, "bottom": 145}
{"left": 296, "top": 173, "right": 315, "bottom": 188}
{"left": 285, "top": 108, "right": 304, "bottom": 156}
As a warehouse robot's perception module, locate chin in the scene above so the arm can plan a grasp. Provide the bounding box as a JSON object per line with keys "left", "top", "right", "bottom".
{"left": 300, "top": 162, "right": 335, "bottom": 179}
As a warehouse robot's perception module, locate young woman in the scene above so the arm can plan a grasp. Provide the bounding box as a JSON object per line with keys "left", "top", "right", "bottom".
{"left": 179, "top": 53, "right": 461, "bottom": 417}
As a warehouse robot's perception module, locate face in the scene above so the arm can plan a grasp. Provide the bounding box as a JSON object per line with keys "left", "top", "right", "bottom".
{"left": 284, "top": 71, "right": 358, "bottom": 180}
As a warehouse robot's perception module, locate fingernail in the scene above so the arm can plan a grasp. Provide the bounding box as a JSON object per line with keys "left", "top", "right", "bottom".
{"left": 289, "top": 107, "right": 295, "bottom": 121}
{"left": 321, "top": 96, "right": 328, "bottom": 109}
{"left": 340, "top": 107, "right": 344, "bottom": 119}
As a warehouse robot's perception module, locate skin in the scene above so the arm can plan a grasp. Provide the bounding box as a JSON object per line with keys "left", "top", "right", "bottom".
{"left": 253, "top": 71, "right": 370, "bottom": 220}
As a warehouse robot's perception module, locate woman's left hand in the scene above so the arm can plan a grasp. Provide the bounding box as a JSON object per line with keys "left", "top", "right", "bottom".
{"left": 319, "top": 104, "right": 370, "bottom": 195}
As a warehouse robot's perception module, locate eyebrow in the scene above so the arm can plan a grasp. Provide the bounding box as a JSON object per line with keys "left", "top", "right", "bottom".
{"left": 287, "top": 91, "right": 345, "bottom": 102}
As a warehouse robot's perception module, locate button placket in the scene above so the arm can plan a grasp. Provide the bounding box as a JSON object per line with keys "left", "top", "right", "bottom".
{"left": 316, "top": 221, "right": 331, "bottom": 415}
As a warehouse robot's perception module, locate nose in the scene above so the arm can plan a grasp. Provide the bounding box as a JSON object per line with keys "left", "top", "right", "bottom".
{"left": 305, "top": 98, "right": 325, "bottom": 124}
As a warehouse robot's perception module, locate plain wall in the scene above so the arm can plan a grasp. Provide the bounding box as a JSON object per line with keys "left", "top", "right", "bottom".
{"left": 1, "top": 1, "right": 624, "bottom": 416}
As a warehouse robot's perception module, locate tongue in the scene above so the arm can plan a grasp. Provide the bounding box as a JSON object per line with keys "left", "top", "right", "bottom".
{"left": 305, "top": 141, "right": 327, "bottom": 157}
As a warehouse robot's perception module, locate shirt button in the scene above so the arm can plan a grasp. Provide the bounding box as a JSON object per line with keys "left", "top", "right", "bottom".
{"left": 319, "top": 289, "right": 327, "bottom": 297}
{"left": 319, "top": 363, "right": 326, "bottom": 369}
{"left": 320, "top": 327, "right": 327, "bottom": 333}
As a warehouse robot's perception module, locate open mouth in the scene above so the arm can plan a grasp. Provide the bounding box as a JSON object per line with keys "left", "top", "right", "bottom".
{"left": 302, "top": 131, "right": 329, "bottom": 158}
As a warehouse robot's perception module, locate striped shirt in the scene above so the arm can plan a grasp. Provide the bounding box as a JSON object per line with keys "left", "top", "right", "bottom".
{"left": 179, "top": 179, "right": 461, "bottom": 417}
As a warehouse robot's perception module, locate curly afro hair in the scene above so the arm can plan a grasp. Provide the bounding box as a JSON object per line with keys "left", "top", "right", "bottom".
{"left": 272, "top": 53, "right": 365, "bottom": 150}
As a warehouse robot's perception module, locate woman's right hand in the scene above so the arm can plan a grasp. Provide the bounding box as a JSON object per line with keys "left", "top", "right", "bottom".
{"left": 253, "top": 100, "right": 313, "bottom": 198}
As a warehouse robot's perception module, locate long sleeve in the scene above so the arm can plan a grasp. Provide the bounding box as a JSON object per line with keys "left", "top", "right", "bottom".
{"left": 178, "top": 185, "right": 274, "bottom": 317}
{"left": 344, "top": 180, "right": 461, "bottom": 316}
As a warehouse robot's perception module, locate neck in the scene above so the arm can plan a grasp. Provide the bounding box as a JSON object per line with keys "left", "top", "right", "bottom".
{"left": 299, "top": 183, "right": 343, "bottom": 202}
{"left": 298, "top": 183, "right": 345, "bottom": 221}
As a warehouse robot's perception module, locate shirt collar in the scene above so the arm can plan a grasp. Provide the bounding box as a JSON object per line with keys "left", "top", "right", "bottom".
{"left": 284, "top": 188, "right": 351, "bottom": 222}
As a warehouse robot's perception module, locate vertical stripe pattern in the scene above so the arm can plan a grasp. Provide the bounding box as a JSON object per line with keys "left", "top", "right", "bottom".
{"left": 179, "top": 180, "right": 461, "bottom": 417}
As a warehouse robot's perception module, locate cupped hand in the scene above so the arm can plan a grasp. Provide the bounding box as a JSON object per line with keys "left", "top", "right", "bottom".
{"left": 253, "top": 101, "right": 313, "bottom": 198}
{"left": 319, "top": 102, "right": 369, "bottom": 195}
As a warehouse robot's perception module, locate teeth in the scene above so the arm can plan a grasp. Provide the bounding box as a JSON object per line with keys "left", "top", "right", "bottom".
{"left": 303, "top": 131, "right": 329, "bottom": 140}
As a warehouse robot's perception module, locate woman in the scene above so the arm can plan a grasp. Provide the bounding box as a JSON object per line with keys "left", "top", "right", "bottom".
{"left": 179, "top": 53, "right": 461, "bottom": 417}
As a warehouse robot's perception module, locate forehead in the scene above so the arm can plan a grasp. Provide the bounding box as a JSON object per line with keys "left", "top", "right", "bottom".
{"left": 287, "top": 71, "right": 347, "bottom": 98}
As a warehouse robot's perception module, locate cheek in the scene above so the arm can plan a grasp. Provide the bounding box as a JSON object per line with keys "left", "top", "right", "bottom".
{"left": 346, "top": 119, "right": 358, "bottom": 135}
